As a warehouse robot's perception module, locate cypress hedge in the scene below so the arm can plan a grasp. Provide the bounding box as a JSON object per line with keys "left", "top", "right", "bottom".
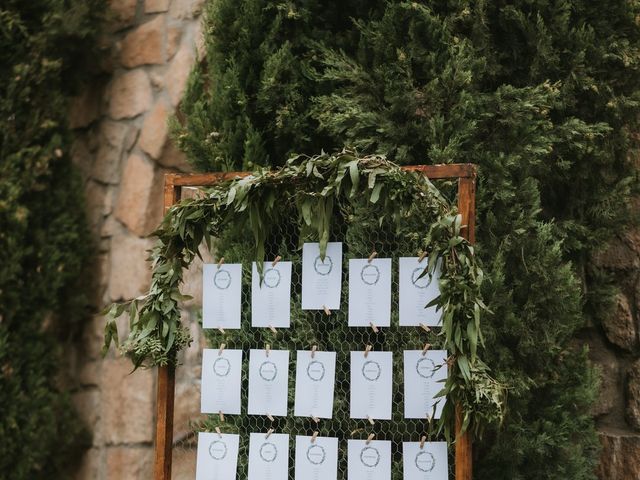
{"left": 174, "top": 1, "right": 640, "bottom": 478}
{"left": 0, "top": 1, "right": 103, "bottom": 478}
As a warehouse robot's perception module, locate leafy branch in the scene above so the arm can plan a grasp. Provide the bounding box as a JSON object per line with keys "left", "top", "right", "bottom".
{"left": 102, "top": 150, "right": 506, "bottom": 438}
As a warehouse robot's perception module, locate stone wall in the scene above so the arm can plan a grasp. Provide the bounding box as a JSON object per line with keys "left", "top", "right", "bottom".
{"left": 589, "top": 197, "right": 640, "bottom": 478}
{"left": 66, "top": 1, "right": 640, "bottom": 478}
{"left": 68, "top": 1, "right": 206, "bottom": 478}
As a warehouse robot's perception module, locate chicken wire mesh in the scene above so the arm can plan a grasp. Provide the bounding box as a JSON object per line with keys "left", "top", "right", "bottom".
{"left": 186, "top": 178, "right": 459, "bottom": 479}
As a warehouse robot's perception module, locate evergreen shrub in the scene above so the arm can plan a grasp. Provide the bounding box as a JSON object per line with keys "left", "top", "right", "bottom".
{"left": 174, "top": 1, "right": 640, "bottom": 478}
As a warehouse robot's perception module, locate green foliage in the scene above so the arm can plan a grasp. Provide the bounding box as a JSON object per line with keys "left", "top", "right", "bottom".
{"left": 174, "top": 1, "right": 640, "bottom": 477}
{"left": 104, "top": 152, "right": 505, "bottom": 444}
{"left": 0, "top": 1, "right": 103, "bottom": 478}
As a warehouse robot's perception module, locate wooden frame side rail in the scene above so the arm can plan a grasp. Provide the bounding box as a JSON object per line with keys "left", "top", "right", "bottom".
{"left": 157, "top": 163, "right": 477, "bottom": 480}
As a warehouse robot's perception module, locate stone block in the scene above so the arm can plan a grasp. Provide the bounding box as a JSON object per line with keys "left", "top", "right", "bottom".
{"left": 114, "top": 153, "right": 163, "bottom": 236}
{"left": 70, "top": 87, "right": 102, "bottom": 129}
{"left": 627, "top": 359, "right": 640, "bottom": 430}
{"left": 169, "top": 0, "right": 205, "bottom": 19}
{"left": 166, "top": 44, "right": 194, "bottom": 106}
{"left": 139, "top": 100, "right": 170, "bottom": 159}
{"left": 597, "top": 430, "right": 640, "bottom": 480}
{"left": 590, "top": 346, "right": 620, "bottom": 417}
{"left": 109, "top": 70, "right": 153, "bottom": 120}
{"left": 101, "top": 358, "right": 154, "bottom": 444}
{"left": 92, "top": 120, "right": 131, "bottom": 184}
{"left": 75, "top": 448, "right": 101, "bottom": 480}
{"left": 108, "top": 0, "right": 137, "bottom": 31}
{"left": 593, "top": 237, "right": 640, "bottom": 270}
{"left": 105, "top": 446, "right": 154, "bottom": 479}
{"left": 85, "top": 180, "right": 109, "bottom": 238}
{"left": 167, "top": 26, "right": 182, "bottom": 59}
{"left": 72, "top": 390, "right": 100, "bottom": 430}
{"left": 107, "top": 231, "right": 154, "bottom": 301}
{"left": 158, "top": 140, "right": 192, "bottom": 171}
{"left": 71, "top": 137, "right": 94, "bottom": 180}
{"left": 121, "top": 15, "right": 165, "bottom": 68}
{"left": 602, "top": 294, "right": 637, "bottom": 351}
{"left": 172, "top": 445, "right": 197, "bottom": 480}
{"left": 83, "top": 315, "right": 109, "bottom": 361}
{"left": 145, "top": 0, "right": 169, "bottom": 13}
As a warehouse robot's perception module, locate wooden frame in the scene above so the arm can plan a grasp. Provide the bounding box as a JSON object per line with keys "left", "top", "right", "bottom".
{"left": 156, "top": 163, "right": 477, "bottom": 480}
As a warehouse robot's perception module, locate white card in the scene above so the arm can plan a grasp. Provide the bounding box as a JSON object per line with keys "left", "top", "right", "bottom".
{"left": 398, "top": 257, "right": 441, "bottom": 327}
{"left": 301, "top": 242, "right": 342, "bottom": 310}
{"left": 348, "top": 258, "right": 392, "bottom": 327}
{"left": 347, "top": 440, "right": 391, "bottom": 480}
{"left": 252, "top": 261, "right": 292, "bottom": 328}
{"left": 196, "top": 432, "right": 239, "bottom": 480}
{"left": 294, "top": 350, "right": 336, "bottom": 419}
{"left": 203, "top": 263, "right": 242, "bottom": 329}
{"left": 294, "top": 436, "right": 339, "bottom": 480}
{"left": 248, "top": 432, "right": 289, "bottom": 480}
{"left": 350, "top": 351, "right": 393, "bottom": 420}
{"left": 403, "top": 441, "right": 448, "bottom": 479}
{"left": 403, "top": 350, "right": 448, "bottom": 419}
{"left": 201, "top": 348, "right": 242, "bottom": 414}
{"left": 248, "top": 349, "right": 290, "bottom": 417}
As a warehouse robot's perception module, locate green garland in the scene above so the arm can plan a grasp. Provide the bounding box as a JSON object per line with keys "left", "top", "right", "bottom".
{"left": 103, "top": 151, "right": 505, "bottom": 438}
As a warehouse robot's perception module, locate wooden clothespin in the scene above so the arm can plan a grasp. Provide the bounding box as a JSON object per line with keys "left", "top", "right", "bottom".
{"left": 218, "top": 327, "right": 225, "bottom": 334}
{"left": 446, "top": 355, "right": 455, "bottom": 367}
{"left": 265, "top": 344, "right": 271, "bottom": 357}
{"left": 217, "top": 257, "right": 225, "bottom": 269}
{"left": 366, "top": 415, "right": 375, "bottom": 426}
{"left": 218, "top": 343, "right": 226, "bottom": 356}
{"left": 368, "top": 251, "right": 378, "bottom": 263}
{"left": 268, "top": 324, "right": 277, "bottom": 334}
{"left": 323, "top": 305, "right": 331, "bottom": 316}
{"left": 311, "top": 431, "right": 319, "bottom": 443}
{"left": 219, "top": 411, "right": 225, "bottom": 422}
{"left": 369, "top": 322, "right": 379, "bottom": 333}
{"left": 366, "top": 433, "right": 375, "bottom": 445}
{"left": 272, "top": 255, "right": 282, "bottom": 267}
{"left": 421, "top": 343, "right": 431, "bottom": 356}
{"left": 364, "top": 345, "right": 372, "bottom": 358}
{"left": 418, "top": 251, "right": 428, "bottom": 263}
{"left": 267, "top": 413, "right": 275, "bottom": 422}
{"left": 419, "top": 323, "right": 431, "bottom": 333}
{"left": 215, "top": 426, "right": 222, "bottom": 438}
{"left": 311, "top": 345, "right": 317, "bottom": 359}
{"left": 265, "top": 428, "right": 274, "bottom": 439}
{"left": 311, "top": 415, "right": 320, "bottom": 424}
{"left": 419, "top": 435, "right": 427, "bottom": 449}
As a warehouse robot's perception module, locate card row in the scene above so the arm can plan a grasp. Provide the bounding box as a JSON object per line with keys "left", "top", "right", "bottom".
{"left": 197, "top": 433, "right": 448, "bottom": 480}
{"left": 203, "top": 242, "right": 442, "bottom": 330}
{"left": 202, "top": 349, "right": 447, "bottom": 420}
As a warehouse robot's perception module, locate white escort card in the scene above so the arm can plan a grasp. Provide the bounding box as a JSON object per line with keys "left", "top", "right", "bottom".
{"left": 350, "top": 351, "right": 393, "bottom": 420}
{"left": 302, "top": 242, "right": 343, "bottom": 310}
{"left": 201, "top": 348, "right": 242, "bottom": 414}
{"left": 294, "top": 435, "right": 339, "bottom": 480}
{"left": 196, "top": 432, "right": 239, "bottom": 480}
{"left": 248, "top": 349, "right": 290, "bottom": 417}
{"left": 203, "top": 263, "right": 242, "bottom": 329}
{"left": 252, "top": 261, "right": 292, "bottom": 328}
{"left": 348, "top": 258, "right": 392, "bottom": 327}
{"left": 398, "top": 257, "right": 442, "bottom": 327}
{"left": 347, "top": 439, "right": 391, "bottom": 480}
{"left": 403, "top": 350, "right": 448, "bottom": 419}
{"left": 248, "top": 432, "right": 289, "bottom": 480}
{"left": 294, "top": 350, "right": 336, "bottom": 419}
{"left": 402, "top": 441, "right": 448, "bottom": 480}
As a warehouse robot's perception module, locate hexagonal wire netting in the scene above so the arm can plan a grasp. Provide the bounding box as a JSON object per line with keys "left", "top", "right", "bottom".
{"left": 184, "top": 177, "right": 459, "bottom": 479}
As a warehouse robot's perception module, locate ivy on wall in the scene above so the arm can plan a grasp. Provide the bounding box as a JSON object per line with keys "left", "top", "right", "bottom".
{"left": 0, "top": 1, "right": 103, "bottom": 478}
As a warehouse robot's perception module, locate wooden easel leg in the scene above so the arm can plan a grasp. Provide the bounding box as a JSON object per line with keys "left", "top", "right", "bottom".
{"left": 154, "top": 365, "right": 175, "bottom": 480}
{"left": 455, "top": 402, "right": 473, "bottom": 480}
